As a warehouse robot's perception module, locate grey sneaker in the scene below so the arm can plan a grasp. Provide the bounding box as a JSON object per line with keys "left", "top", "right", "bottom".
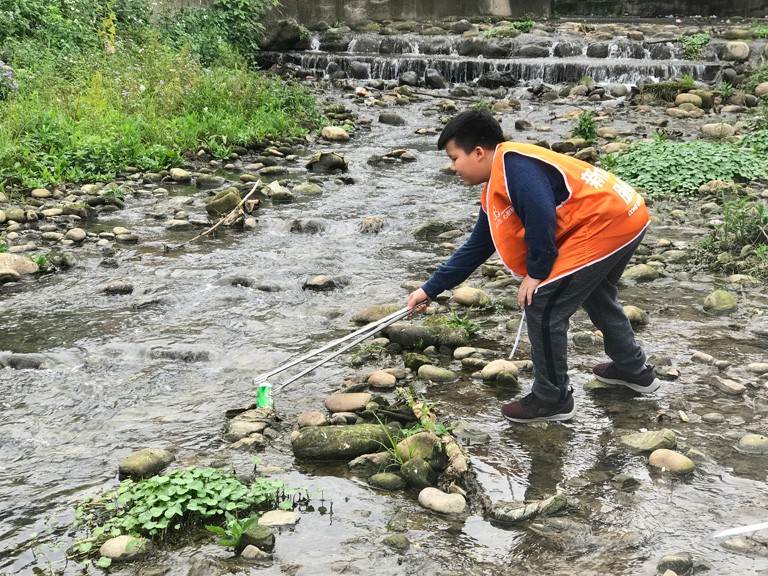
{"left": 593, "top": 362, "right": 661, "bottom": 393}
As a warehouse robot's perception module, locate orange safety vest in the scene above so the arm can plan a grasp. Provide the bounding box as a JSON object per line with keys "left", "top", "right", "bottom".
{"left": 481, "top": 142, "right": 650, "bottom": 286}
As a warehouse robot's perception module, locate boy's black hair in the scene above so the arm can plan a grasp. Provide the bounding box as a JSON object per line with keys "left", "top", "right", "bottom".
{"left": 436, "top": 109, "right": 505, "bottom": 153}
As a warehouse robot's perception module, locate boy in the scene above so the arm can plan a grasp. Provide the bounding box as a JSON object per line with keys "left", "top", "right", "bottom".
{"left": 406, "top": 109, "right": 660, "bottom": 423}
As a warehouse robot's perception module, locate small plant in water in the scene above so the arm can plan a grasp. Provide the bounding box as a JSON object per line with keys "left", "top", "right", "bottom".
{"left": 571, "top": 109, "right": 597, "bottom": 142}
{"left": 205, "top": 512, "right": 258, "bottom": 548}
{"left": 101, "top": 184, "right": 125, "bottom": 201}
{"left": 717, "top": 81, "right": 735, "bottom": 101}
{"left": 446, "top": 308, "right": 479, "bottom": 335}
{"left": 678, "top": 74, "right": 696, "bottom": 90}
{"left": 677, "top": 33, "right": 710, "bottom": 60}
{"left": 652, "top": 129, "right": 668, "bottom": 142}
{"left": 70, "top": 466, "right": 286, "bottom": 563}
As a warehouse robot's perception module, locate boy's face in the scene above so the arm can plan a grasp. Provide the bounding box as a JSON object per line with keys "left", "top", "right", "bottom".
{"left": 444, "top": 140, "right": 492, "bottom": 186}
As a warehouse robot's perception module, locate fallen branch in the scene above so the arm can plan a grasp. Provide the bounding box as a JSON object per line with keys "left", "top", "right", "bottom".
{"left": 178, "top": 181, "right": 260, "bottom": 247}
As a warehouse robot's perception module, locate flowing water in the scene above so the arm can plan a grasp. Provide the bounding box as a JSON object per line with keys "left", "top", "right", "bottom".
{"left": 3, "top": 46, "right": 768, "bottom": 576}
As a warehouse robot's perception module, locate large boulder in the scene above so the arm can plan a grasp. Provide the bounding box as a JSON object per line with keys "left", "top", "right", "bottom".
{"left": 291, "top": 424, "right": 392, "bottom": 461}
{"left": 722, "top": 41, "right": 750, "bottom": 61}
{"left": 258, "top": 19, "right": 305, "bottom": 51}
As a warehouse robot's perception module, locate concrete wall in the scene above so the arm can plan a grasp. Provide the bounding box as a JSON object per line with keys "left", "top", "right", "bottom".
{"left": 553, "top": 0, "right": 768, "bottom": 17}
{"left": 148, "top": 0, "right": 767, "bottom": 20}
{"left": 270, "top": 0, "right": 549, "bottom": 23}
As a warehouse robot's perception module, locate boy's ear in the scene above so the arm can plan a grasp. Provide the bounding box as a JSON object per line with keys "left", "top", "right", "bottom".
{"left": 473, "top": 146, "right": 486, "bottom": 160}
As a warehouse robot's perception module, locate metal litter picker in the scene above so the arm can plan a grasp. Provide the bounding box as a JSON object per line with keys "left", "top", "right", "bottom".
{"left": 252, "top": 305, "right": 420, "bottom": 407}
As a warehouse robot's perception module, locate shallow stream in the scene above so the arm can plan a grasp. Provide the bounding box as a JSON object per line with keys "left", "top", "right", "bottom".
{"left": 2, "top": 74, "right": 768, "bottom": 575}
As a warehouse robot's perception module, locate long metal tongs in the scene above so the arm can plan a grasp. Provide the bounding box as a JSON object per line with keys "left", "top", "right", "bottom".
{"left": 253, "top": 305, "right": 418, "bottom": 392}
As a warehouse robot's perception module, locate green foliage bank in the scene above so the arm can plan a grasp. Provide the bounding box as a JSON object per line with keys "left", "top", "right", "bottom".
{"left": 0, "top": 0, "right": 323, "bottom": 192}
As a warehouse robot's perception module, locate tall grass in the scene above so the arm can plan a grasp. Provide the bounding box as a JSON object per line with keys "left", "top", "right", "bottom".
{"left": 0, "top": 0, "right": 322, "bottom": 191}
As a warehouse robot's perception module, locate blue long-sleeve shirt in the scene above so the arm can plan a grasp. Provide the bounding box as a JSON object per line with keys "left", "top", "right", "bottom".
{"left": 421, "top": 152, "right": 569, "bottom": 300}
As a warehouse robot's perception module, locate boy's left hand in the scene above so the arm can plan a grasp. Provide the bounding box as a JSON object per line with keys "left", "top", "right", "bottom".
{"left": 518, "top": 275, "right": 542, "bottom": 308}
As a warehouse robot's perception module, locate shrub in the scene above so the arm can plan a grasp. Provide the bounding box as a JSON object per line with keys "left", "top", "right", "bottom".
{"left": 484, "top": 18, "right": 535, "bottom": 37}
{"left": 571, "top": 109, "right": 597, "bottom": 142}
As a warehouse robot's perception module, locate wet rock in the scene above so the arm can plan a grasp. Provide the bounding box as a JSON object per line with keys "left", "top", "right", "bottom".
{"left": 703, "top": 289, "right": 737, "bottom": 313}
{"left": 493, "top": 494, "right": 568, "bottom": 524}
{"left": 702, "top": 412, "right": 726, "bottom": 424}
{"left": 302, "top": 275, "right": 336, "bottom": 291}
{"left": 603, "top": 142, "right": 629, "bottom": 154}
{"left": 169, "top": 168, "right": 192, "bottom": 182}
{"left": 351, "top": 303, "right": 401, "bottom": 325}
{"left": 0, "top": 253, "right": 39, "bottom": 275}
{"left": 358, "top": 216, "right": 384, "bottom": 233}
{"left": 452, "top": 285, "right": 491, "bottom": 307}
{"left": 369, "top": 472, "right": 405, "bottom": 491}
{"left": 293, "top": 182, "right": 322, "bottom": 195}
{"left": 674, "top": 93, "right": 702, "bottom": 107}
{"left": 722, "top": 41, "right": 750, "bottom": 61}
{"left": 224, "top": 418, "right": 268, "bottom": 442}
{"left": 480, "top": 359, "right": 519, "bottom": 381}
{"left": 404, "top": 352, "right": 431, "bottom": 371}
{"left": 258, "top": 510, "right": 300, "bottom": 527}
{"left": 65, "top": 228, "right": 87, "bottom": 242}
{"left": 291, "top": 423, "right": 391, "bottom": 461}
{"left": 0, "top": 268, "right": 21, "bottom": 283}
{"left": 418, "top": 487, "right": 466, "bottom": 514}
{"left": 737, "top": 433, "right": 768, "bottom": 455}
{"left": 623, "top": 263, "right": 659, "bottom": 281}
{"left": 321, "top": 126, "right": 350, "bottom": 141}
{"left": 657, "top": 552, "right": 692, "bottom": 574}
{"left": 368, "top": 370, "right": 397, "bottom": 389}
{"left": 206, "top": 187, "right": 241, "bottom": 216}
{"left": 721, "top": 537, "right": 768, "bottom": 558}
{"left": 611, "top": 473, "right": 641, "bottom": 490}
{"left": 297, "top": 411, "right": 328, "bottom": 428}
{"left": 396, "top": 431, "right": 445, "bottom": 468}
{"left": 325, "top": 392, "right": 371, "bottom": 413}
{"left": 748, "top": 363, "right": 768, "bottom": 375}
{"left": 399, "top": 71, "right": 419, "bottom": 86}
{"left": 241, "top": 524, "right": 274, "bottom": 551}
{"left": 349, "top": 451, "right": 391, "bottom": 475}
{"left": 620, "top": 429, "right": 677, "bottom": 452}
{"left": 385, "top": 324, "right": 468, "bottom": 349}
{"left": 755, "top": 82, "right": 768, "bottom": 98}
{"left": 623, "top": 305, "right": 649, "bottom": 326}
{"left": 378, "top": 112, "right": 406, "bottom": 126}
{"left": 100, "top": 535, "right": 151, "bottom": 561}
{"left": 424, "top": 68, "right": 446, "bottom": 89}
{"left": 713, "top": 375, "right": 746, "bottom": 396}
{"left": 100, "top": 280, "right": 133, "bottom": 295}
{"left": 118, "top": 448, "right": 175, "bottom": 479}
{"left": 418, "top": 364, "right": 458, "bottom": 383}
{"left": 414, "top": 220, "right": 458, "bottom": 240}
{"left": 383, "top": 533, "right": 410, "bottom": 551}
{"left": 401, "top": 457, "right": 436, "bottom": 488}
{"left": 700, "top": 123, "right": 735, "bottom": 139}
{"left": 241, "top": 544, "right": 272, "bottom": 561}
{"left": 648, "top": 449, "right": 695, "bottom": 475}
{"left": 305, "top": 151, "right": 348, "bottom": 172}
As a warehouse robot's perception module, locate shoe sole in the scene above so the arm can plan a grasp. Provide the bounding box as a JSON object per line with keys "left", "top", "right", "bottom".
{"left": 502, "top": 405, "right": 577, "bottom": 423}
{"left": 594, "top": 375, "right": 662, "bottom": 394}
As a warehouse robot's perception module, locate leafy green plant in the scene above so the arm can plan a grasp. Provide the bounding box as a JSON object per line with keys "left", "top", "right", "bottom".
{"left": 470, "top": 99, "right": 495, "bottom": 113}
{"left": 0, "top": 240, "right": 8, "bottom": 253}
{"left": 609, "top": 141, "right": 768, "bottom": 196}
{"left": 753, "top": 24, "right": 768, "bottom": 38}
{"left": 717, "top": 197, "right": 768, "bottom": 249}
{"left": 349, "top": 343, "right": 388, "bottom": 366}
{"left": 373, "top": 416, "right": 408, "bottom": 467}
{"left": 717, "top": 81, "right": 735, "bottom": 101}
{"left": 71, "top": 467, "right": 285, "bottom": 558}
{"left": 745, "top": 63, "right": 768, "bottom": 93}
{"left": 651, "top": 129, "right": 668, "bottom": 142}
{"left": 483, "top": 18, "right": 535, "bottom": 37}
{"left": 446, "top": 308, "right": 479, "bottom": 335}
{"left": 571, "top": 109, "right": 597, "bottom": 142}
{"left": 102, "top": 184, "right": 125, "bottom": 201}
{"left": 679, "top": 74, "right": 696, "bottom": 90}
{"left": 205, "top": 512, "right": 258, "bottom": 548}
{"left": 677, "top": 33, "right": 710, "bottom": 60}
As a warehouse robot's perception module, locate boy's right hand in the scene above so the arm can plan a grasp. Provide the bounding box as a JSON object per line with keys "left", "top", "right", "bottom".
{"left": 407, "top": 288, "right": 431, "bottom": 316}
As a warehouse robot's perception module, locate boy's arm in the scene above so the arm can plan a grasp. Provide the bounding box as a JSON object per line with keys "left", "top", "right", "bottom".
{"left": 418, "top": 210, "right": 496, "bottom": 301}
{"left": 503, "top": 154, "right": 559, "bottom": 280}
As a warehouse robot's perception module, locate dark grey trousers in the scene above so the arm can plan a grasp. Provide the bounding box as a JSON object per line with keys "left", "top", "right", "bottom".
{"left": 525, "top": 233, "right": 648, "bottom": 403}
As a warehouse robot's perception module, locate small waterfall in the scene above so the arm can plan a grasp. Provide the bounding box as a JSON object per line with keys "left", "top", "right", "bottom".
{"left": 309, "top": 36, "right": 320, "bottom": 52}
{"left": 289, "top": 51, "right": 722, "bottom": 85}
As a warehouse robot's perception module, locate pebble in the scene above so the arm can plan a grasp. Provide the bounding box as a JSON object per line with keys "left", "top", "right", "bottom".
{"left": 418, "top": 487, "right": 466, "bottom": 514}
{"left": 324, "top": 392, "right": 371, "bottom": 413}
{"left": 297, "top": 410, "right": 328, "bottom": 427}
{"left": 417, "top": 364, "right": 458, "bottom": 383}
{"left": 648, "top": 449, "right": 695, "bottom": 474}
{"left": 713, "top": 376, "right": 745, "bottom": 396}
{"left": 737, "top": 433, "right": 768, "bottom": 455}
{"left": 367, "top": 370, "right": 397, "bottom": 389}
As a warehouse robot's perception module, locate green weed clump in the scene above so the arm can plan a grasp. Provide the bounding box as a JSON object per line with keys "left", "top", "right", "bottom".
{"left": 71, "top": 466, "right": 287, "bottom": 563}
{"left": 745, "top": 63, "right": 768, "bottom": 94}
{"left": 677, "top": 33, "right": 710, "bottom": 60}
{"left": 753, "top": 23, "right": 768, "bottom": 39}
{"left": 571, "top": 109, "right": 597, "bottom": 142}
{"left": 607, "top": 141, "right": 768, "bottom": 196}
{"left": 0, "top": 0, "right": 323, "bottom": 192}
{"left": 484, "top": 18, "right": 536, "bottom": 37}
